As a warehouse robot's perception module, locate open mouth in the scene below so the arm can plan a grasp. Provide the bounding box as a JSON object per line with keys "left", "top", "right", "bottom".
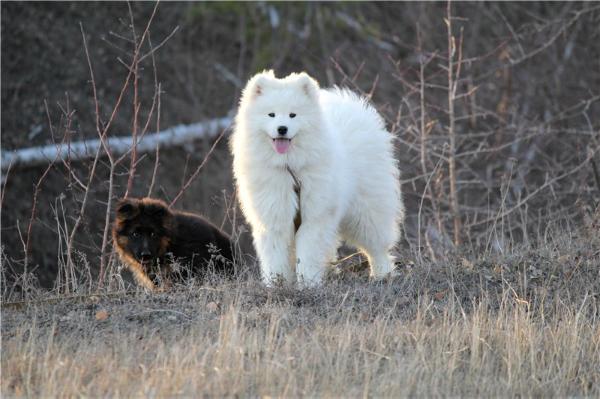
{"left": 272, "top": 138, "right": 291, "bottom": 154}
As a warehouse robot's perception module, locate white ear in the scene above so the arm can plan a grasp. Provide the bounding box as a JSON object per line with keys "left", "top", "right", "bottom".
{"left": 243, "top": 70, "right": 275, "bottom": 99}
{"left": 296, "top": 72, "right": 320, "bottom": 99}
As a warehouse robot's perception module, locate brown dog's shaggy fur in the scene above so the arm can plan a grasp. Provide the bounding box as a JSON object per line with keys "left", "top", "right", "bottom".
{"left": 112, "top": 197, "right": 234, "bottom": 291}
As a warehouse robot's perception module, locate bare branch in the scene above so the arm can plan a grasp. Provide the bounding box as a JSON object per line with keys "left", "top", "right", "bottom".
{"left": 169, "top": 125, "right": 231, "bottom": 208}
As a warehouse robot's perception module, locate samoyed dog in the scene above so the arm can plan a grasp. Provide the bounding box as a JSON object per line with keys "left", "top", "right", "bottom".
{"left": 231, "top": 70, "right": 404, "bottom": 285}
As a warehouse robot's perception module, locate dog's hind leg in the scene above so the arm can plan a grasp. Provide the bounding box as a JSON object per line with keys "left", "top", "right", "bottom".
{"left": 341, "top": 210, "right": 399, "bottom": 280}
{"left": 363, "top": 246, "right": 395, "bottom": 279}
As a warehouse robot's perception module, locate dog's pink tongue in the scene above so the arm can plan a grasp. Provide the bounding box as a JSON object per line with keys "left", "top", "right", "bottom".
{"left": 273, "top": 139, "right": 291, "bottom": 154}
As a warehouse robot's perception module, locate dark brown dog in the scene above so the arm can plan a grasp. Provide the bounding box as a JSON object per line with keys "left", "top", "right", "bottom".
{"left": 112, "top": 197, "right": 234, "bottom": 291}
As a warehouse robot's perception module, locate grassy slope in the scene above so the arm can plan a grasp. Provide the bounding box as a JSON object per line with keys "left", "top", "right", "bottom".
{"left": 2, "top": 233, "right": 599, "bottom": 397}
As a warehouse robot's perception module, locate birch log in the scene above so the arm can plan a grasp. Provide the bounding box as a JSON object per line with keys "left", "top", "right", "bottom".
{"left": 1, "top": 117, "right": 232, "bottom": 171}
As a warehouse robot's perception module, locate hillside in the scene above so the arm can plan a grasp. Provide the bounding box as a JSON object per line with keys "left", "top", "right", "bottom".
{"left": 1, "top": 3, "right": 599, "bottom": 396}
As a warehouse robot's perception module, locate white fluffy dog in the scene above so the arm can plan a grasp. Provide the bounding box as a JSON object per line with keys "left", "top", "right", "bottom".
{"left": 231, "top": 70, "right": 404, "bottom": 285}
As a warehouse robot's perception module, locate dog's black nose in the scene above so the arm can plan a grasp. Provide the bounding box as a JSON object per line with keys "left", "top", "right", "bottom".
{"left": 139, "top": 250, "right": 152, "bottom": 260}
{"left": 277, "top": 126, "right": 288, "bottom": 136}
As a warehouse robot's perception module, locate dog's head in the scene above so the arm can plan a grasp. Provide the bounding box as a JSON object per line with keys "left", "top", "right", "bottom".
{"left": 239, "top": 70, "right": 321, "bottom": 155}
{"left": 112, "top": 198, "right": 173, "bottom": 270}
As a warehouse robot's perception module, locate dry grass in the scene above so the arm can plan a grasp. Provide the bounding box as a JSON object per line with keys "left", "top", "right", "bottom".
{"left": 1, "top": 5, "right": 599, "bottom": 396}
{"left": 2, "top": 232, "right": 599, "bottom": 397}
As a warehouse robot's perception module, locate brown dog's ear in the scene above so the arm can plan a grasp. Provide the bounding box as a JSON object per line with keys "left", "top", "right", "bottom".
{"left": 116, "top": 199, "right": 138, "bottom": 219}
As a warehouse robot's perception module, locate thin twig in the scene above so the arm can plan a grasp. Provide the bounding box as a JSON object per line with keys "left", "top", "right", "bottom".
{"left": 125, "top": 2, "right": 140, "bottom": 198}
{"left": 468, "top": 147, "right": 599, "bottom": 228}
{"left": 147, "top": 36, "right": 162, "bottom": 198}
{"left": 446, "top": 0, "right": 462, "bottom": 246}
{"left": 169, "top": 126, "right": 230, "bottom": 207}
{"left": 138, "top": 25, "right": 179, "bottom": 63}
{"left": 0, "top": 158, "right": 14, "bottom": 211}
{"left": 23, "top": 133, "right": 66, "bottom": 273}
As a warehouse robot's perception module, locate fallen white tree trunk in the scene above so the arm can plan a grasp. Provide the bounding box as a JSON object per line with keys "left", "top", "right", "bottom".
{"left": 1, "top": 117, "right": 232, "bottom": 171}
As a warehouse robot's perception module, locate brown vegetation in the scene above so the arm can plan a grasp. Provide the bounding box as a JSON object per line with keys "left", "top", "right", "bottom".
{"left": 2, "top": 2, "right": 598, "bottom": 290}
{"left": 1, "top": 2, "right": 599, "bottom": 396}
{"left": 2, "top": 231, "right": 599, "bottom": 396}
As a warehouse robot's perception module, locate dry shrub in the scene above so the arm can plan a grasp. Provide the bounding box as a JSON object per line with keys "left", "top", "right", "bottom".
{"left": 1, "top": 4, "right": 599, "bottom": 396}
{"left": 2, "top": 2, "right": 599, "bottom": 292}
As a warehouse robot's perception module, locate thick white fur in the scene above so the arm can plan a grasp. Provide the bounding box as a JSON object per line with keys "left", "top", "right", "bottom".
{"left": 231, "top": 70, "right": 404, "bottom": 285}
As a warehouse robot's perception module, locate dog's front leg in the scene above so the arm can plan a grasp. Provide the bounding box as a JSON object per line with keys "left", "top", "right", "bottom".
{"left": 254, "top": 226, "right": 295, "bottom": 285}
{"left": 294, "top": 174, "right": 339, "bottom": 286}
{"left": 247, "top": 171, "right": 298, "bottom": 285}
{"left": 295, "top": 219, "right": 337, "bottom": 286}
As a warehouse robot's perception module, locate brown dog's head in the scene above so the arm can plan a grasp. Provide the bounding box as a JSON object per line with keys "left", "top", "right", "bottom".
{"left": 113, "top": 198, "right": 174, "bottom": 269}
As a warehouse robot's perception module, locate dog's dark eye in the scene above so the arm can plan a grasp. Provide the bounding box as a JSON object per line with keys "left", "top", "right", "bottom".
{"left": 289, "top": 113, "right": 296, "bottom": 118}
{"left": 268, "top": 113, "right": 275, "bottom": 118}
{"left": 131, "top": 231, "right": 140, "bottom": 238}
{"left": 150, "top": 232, "right": 156, "bottom": 238}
